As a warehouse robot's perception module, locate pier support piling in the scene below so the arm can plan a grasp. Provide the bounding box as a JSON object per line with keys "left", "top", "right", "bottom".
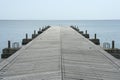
{"left": 90, "top": 33, "right": 100, "bottom": 45}
{"left": 32, "top": 30, "right": 38, "bottom": 39}
{"left": 82, "top": 30, "right": 89, "bottom": 38}
{"left": 26, "top": 33, "right": 28, "bottom": 39}
{"left": 112, "top": 40, "right": 115, "bottom": 49}
{"left": 85, "top": 30, "right": 87, "bottom": 34}
{"left": 8, "top": 40, "right": 11, "bottom": 48}
{"left": 104, "top": 40, "right": 120, "bottom": 59}
{"left": 38, "top": 28, "right": 43, "bottom": 34}
{"left": 1, "top": 41, "right": 20, "bottom": 58}
{"left": 22, "top": 33, "right": 32, "bottom": 45}
{"left": 94, "top": 33, "right": 96, "bottom": 39}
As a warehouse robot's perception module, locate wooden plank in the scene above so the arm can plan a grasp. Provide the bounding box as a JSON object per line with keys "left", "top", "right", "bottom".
{"left": 0, "top": 26, "right": 120, "bottom": 80}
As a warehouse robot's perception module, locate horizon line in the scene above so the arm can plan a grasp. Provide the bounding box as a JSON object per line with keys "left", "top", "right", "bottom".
{"left": 0, "top": 19, "right": 120, "bottom": 21}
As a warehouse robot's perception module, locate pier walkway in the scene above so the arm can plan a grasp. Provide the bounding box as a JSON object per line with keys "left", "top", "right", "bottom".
{"left": 0, "top": 26, "right": 120, "bottom": 80}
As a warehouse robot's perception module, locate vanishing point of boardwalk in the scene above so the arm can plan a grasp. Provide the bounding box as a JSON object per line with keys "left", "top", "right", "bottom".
{"left": 0, "top": 26, "right": 120, "bottom": 80}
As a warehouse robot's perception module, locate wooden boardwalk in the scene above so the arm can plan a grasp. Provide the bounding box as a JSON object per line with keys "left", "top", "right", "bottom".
{"left": 0, "top": 26, "right": 120, "bottom": 80}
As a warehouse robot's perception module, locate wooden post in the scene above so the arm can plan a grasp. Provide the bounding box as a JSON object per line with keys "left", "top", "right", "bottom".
{"left": 112, "top": 40, "right": 115, "bottom": 49}
{"left": 26, "top": 33, "right": 28, "bottom": 39}
{"left": 34, "top": 30, "right": 36, "bottom": 35}
{"left": 85, "top": 30, "right": 87, "bottom": 34}
{"left": 8, "top": 40, "right": 11, "bottom": 48}
{"left": 94, "top": 34, "right": 96, "bottom": 39}
{"left": 39, "top": 28, "right": 41, "bottom": 31}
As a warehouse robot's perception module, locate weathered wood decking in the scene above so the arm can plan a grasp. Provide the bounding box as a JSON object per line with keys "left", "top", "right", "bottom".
{"left": 0, "top": 26, "right": 120, "bottom": 80}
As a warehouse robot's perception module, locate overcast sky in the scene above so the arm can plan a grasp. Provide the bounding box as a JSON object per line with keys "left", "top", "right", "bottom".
{"left": 0, "top": 0, "right": 120, "bottom": 20}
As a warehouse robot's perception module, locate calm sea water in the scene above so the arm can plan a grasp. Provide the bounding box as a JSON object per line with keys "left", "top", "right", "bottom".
{"left": 0, "top": 20, "right": 120, "bottom": 58}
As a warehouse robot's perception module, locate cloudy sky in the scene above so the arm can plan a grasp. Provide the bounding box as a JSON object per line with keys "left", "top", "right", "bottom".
{"left": 0, "top": 0, "right": 120, "bottom": 20}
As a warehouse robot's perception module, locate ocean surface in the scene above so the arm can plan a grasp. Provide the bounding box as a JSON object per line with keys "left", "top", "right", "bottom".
{"left": 0, "top": 20, "right": 120, "bottom": 58}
